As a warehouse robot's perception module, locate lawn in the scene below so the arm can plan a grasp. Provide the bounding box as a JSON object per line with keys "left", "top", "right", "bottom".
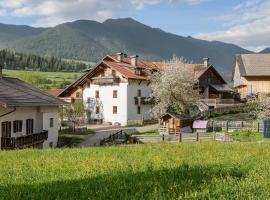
{"left": 1, "top": 142, "right": 270, "bottom": 199}
{"left": 3, "top": 69, "right": 82, "bottom": 89}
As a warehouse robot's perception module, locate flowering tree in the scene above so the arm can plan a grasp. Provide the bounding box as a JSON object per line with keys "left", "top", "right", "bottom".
{"left": 64, "top": 99, "right": 86, "bottom": 131}
{"left": 151, "top": 56, "right": 200, "bottom": 117}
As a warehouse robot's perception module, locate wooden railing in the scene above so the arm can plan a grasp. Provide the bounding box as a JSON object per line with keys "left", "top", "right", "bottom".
{"left": 201, "top": 99, "right": 239, "bottom": 105}
{"left": 134, "top": 96, "right": 154, "bottom": 105}
{"left": 1, "top": 130, "right": 48, "bottom": 150}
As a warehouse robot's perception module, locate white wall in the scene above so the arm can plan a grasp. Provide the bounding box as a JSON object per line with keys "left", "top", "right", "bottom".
{"left": 0, "top": 106, "right": 59, "bottom": 149}
{"left": 83, "top": 83, "right": 128, "bottom": 126}
{"left": 127, "top": 80, "right": 153, "bottom": 124}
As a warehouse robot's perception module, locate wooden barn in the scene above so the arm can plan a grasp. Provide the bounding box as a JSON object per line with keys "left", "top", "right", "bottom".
{"left": 159, "top": 113, "right": 193, "bottom": 134}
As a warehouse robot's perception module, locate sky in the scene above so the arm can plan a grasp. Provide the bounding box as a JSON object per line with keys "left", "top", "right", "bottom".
{"left": 0, "top": 0, "right": 269, "bottom": 51}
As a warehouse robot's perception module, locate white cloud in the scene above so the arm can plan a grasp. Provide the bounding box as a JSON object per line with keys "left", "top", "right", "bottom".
{"left": 196, "top": 0, "right": 270, "bottom": 50}
{"left": 0, "top": 0, "right": 207, "bottom": 27}
{"left": 0, "top": 9, "right": 7, "bottom": 16}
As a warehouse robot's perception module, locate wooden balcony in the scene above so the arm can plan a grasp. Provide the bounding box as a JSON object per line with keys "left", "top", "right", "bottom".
{"left": 92, "top": 76, "right": 120, "bottom": 85}
{"left": 1, "top": 130, "right": 48, "bottom": 150}
{"left": 134, "top": 96, "right": 154, "bottom": 105}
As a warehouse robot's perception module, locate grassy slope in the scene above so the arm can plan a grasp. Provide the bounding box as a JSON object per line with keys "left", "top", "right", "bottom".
{"left": 3, "top": 69, "right": 81, "bottom": 89}
{"left": 1, "top": 143, "right": 270, "bottom": 199}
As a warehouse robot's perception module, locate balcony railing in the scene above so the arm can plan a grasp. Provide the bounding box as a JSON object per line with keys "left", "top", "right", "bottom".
{"left": 134, "top": 96, "right": 154, "bottom": 105}
{"left": 201, "top": 99, "right": 239, "bottom": 105}
{"left": 92, "top": 76, "right": 120, "bottom": 85}
{"left": 1, "top": 130, "right": 48, "bottom": 150}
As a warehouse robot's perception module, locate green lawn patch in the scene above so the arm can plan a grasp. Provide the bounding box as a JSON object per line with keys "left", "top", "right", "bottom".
{"left": 3, "top": 69, "right": 81, "bottom": 89}
{"left": 229, "top": 129, "right": 263, "bottom": 142}
{"left": 1, "top": 143, "right": 270, "bottom": 199}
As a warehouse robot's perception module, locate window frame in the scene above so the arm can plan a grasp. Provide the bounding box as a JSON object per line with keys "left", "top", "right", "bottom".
{"left": 113, "top": 106, "right": 118, "bottom": 114}
{"left": 13, "top": 120, "right": 23, "bottom": 133}
{"left": 49, "top": 118, "right": 54, "bottom": 128}
{"left": 26, "top": 119, "right": 34, "bottom": 135}
{"left": 96, "top": 106, "right": 100, "bottom": 114}
{"left": 113, "top": 90, "right": 118, "bottom": 98}
{"left": 95, "top": 90, "right": 100, "bottom": 98}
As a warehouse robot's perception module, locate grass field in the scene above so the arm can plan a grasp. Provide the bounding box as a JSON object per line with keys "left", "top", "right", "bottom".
{"left": 1, "top": 142, "right": 270, "bottom": 199}
{"left": 3, "top": 69, "right": 82, "bottom": 89}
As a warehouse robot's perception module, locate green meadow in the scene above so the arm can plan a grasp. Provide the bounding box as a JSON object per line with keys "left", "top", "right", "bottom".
{"left": 1, "top": 142, "right": 270, "bottom": 199}
{"left": 3, "top": 69, "right": 82, "bottom": 89}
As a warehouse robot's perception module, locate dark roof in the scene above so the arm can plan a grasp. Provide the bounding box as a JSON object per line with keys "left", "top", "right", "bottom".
{"left": 0, "top": 77, "right": 67, "bottom": 107}
{"left": 235, "top": 54, "right": 270, "bottom": 76}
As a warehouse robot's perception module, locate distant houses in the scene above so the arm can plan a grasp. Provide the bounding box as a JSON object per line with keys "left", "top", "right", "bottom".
{"left": 0, "top": 67, "right": 66, "bottom": 150}
{"left": 232, "top": 54, "right": 270, "bottom": 99}
{"left": 59, "top": 53, "right": 234, "bottom": 126}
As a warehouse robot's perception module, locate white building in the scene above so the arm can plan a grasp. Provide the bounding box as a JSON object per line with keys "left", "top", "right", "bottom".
{"left": 0, "top": 70, "right": 66, "bottom": 150}
{"left": 60, "top": 53, "right": 160, "bottom": 126}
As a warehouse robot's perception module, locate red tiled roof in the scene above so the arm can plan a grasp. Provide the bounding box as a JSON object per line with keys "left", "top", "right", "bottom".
{"left": 47, "top": 89, "right": 64, "bottom": 97}
{"left": 104, "top": 61, "right": 148, "bottom": 80}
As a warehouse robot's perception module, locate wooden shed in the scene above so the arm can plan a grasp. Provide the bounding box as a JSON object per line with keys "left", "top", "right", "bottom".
{"left": 159, "top": 113, "right": 193, "bottom": 134}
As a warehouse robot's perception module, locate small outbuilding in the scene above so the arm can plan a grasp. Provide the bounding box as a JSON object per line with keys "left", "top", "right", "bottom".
{"left": 159, "top": 113, "right": 193, "bottom": 134}
{"left": 193, "top": 120, "right": 210, "bottom": 133}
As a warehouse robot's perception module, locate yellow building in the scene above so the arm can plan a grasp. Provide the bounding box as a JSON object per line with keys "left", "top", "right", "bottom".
{"left": 232, "top": 54, "right": 270, "bottom": 99}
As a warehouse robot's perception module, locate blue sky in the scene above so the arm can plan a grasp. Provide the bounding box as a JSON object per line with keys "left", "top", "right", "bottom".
{"left": 0, "top": 0, "right": 269, "bottom": 51}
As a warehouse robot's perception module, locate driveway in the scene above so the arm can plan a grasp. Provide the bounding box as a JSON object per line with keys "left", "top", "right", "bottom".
{"left": 78, "top": 124, "right": 159, "bottom": 147}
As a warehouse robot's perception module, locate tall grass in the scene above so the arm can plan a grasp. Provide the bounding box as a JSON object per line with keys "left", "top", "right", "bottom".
{"left": 0, "top": 142, "right": 270, "bottom": 199}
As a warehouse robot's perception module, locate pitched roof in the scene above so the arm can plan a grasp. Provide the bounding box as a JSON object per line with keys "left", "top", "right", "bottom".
{"left": 47, "top": 89, "right": 64, "bottom": 97}
{"left": 161, "top": 112, "right": 192, "bottom": 120}
{"left": 235, "top": 54, "right": 270, "bottom": 76}
{"left": 0, "top": 77, "right": 67, "bottom": 107}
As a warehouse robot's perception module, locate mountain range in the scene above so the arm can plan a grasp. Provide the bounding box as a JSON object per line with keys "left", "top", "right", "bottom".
{"left": 0, "top": 18, "right": 268, "bottom": 81}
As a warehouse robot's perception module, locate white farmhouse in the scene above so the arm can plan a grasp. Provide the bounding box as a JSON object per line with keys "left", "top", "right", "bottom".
{"left": 60, "top": 53, "right": 162, "bottom": 126}
{"left": 0, "top": 69, "right": 66, "bottom": 150}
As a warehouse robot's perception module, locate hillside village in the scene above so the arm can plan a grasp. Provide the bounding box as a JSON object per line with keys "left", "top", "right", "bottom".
{"left": 1, "top": 0, "right": 270, "bottom": 197}
{"left": 1, "top": 50, "right": 270, "bottom": 149}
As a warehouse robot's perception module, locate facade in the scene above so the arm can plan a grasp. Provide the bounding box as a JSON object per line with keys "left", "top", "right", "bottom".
{"left": 60, "top": 53, "right": 231, "bottom": 125}
{"left": 232, "top": 54, "right": 270, "bottom": 98}
{"left": 0, "top": 71, "right": 66, "bottom": 150}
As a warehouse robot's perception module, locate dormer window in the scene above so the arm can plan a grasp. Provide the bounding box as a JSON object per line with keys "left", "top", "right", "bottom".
{"left": 135, "top": 68, "right": 142, "bottom": 75}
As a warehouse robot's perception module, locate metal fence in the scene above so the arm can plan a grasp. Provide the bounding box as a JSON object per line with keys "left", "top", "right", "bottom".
{"left": 210, "top": 120, "right": 262, "bottom": 132}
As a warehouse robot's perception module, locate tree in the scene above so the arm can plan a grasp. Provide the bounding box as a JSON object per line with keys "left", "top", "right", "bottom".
{"left": 151, "top": 56, "right": 200, "bottom": 117}
{"left": 64, "top": 99, "right": 86, "bottom": 132}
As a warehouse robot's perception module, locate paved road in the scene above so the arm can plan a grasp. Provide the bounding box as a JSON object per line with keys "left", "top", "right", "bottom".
{"left": 78, "top": 124, "right": 158, "bottom": 147}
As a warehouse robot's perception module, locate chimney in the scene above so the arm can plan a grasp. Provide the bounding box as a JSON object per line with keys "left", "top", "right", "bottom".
{"left": 116, "top": 52, "right": 124, "bottom": 62}
{"left": 131, "top": 55, "right": 139, "bottom": 66}
{"left": 203, "top": 58, "right": 210, "bottom": 67}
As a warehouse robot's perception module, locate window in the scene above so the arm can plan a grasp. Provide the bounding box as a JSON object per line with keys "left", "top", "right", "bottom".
{"left": 113, "top": 106, "right": 118, "bottom": 114}
{"left": 113, "top": 90, "right": 118, "bottom": 98}
{"left": 26, "top": 119, "right": 34, "bottom": 135}
{"left": 96, "top": 106, "right": 100, "bottom": 114}
{"left": 1, "top": 121, "right": 11, "bottom": 138}
{"left": 50, "top": 118, "right": 54, "bottom": 128}
{"left": 13, "top": 120, "right": 23, "bottom": 133}
{"left": 137, "top": 106, "right": 141, "bottom": 114}
{"left": 112, "top": 70, "right": 116, "bottom": 76}
{"left": 87, "top": 97, "right": 91, "bottom": 103}
{"left": 137, "top": 89, "right": 141, "bottom": 97}
{"left": 76, "top": 92, "right": 80, "bottom": 98}
{"left": 95, "top": 90, "right": 100, "bottom": 98}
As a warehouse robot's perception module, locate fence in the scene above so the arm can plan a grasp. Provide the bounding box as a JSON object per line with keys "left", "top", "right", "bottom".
{"left": 133, "top": 132, "right": 216, "bottom": 143}
{"left": 211, "top": 120, "right": 262, "bottom": 132}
